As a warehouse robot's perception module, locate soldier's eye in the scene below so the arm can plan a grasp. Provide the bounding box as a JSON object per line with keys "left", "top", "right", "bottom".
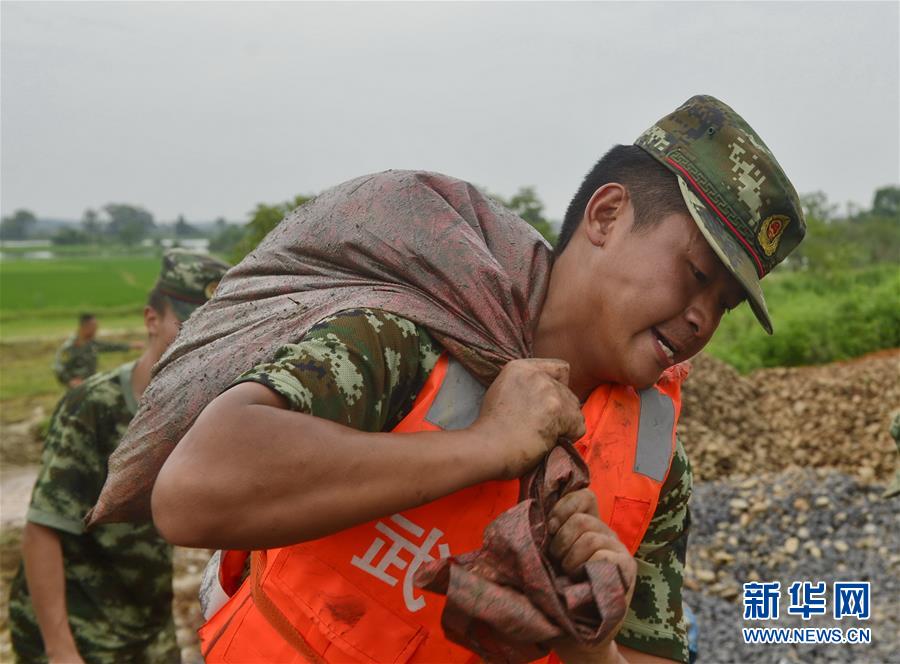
{"left": 690, "top": 263, "right": 708, "bottom": 284}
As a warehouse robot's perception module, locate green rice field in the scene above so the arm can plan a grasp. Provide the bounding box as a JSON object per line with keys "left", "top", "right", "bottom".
{"left": 0, "top": 255, "right": 162, "bottom": 339}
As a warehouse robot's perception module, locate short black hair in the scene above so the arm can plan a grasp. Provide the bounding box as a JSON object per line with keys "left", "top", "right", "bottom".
{"left": 147, "top": 285, "right": 168, "bottom": 315}
{"left": 78, "top": 312, "right": 95, "bottom": 326}
{"left": 555, "top": 145, "right": 688, "bottom": 255}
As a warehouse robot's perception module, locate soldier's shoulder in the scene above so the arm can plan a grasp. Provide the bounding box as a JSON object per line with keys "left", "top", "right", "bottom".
{"left": 56, "top": 335, "right": 77, "bottom": 352}
{"left": 310, "top": 308, "right": 434, "bottom": 343}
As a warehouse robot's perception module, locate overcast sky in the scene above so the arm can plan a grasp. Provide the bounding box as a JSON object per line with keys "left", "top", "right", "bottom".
{"left": 2, "top": 1, "right": 898, "bottom": 223}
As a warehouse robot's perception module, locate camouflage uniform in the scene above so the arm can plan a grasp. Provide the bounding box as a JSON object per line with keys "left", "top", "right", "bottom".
{"left": 10, "top": 249, "right": 229, "bottom": 663}
{"left": 231, "top": 308, "right": 692, "bottom": 662}
{"left": 8, "top": 362, "right": 178, "bottom": 664}
{"left": 52, "top": 336, "right": 130, "bottom": 386}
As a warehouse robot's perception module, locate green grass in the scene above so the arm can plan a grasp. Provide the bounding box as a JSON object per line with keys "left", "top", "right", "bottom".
{"left": 0, "top": 338, "right": 142, "bottom": 403}
{"left": 0, "top": 255, "right": 161, "bottom": 341}
{"left": 707, "top": 264, "right": 900, "bottom": 373}
{"left": 1, "top": 255, "right": 161, "bottom": 312}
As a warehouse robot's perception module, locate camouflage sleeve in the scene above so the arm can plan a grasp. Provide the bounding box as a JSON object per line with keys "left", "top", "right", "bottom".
{"left": 52, "top": 342, "right": 75, "bottom": 384}
{"left": 94, "top": 340, "right": 130, "bottom": 352}
{"left": 26, "top": 390, "right": 107, "bottom": 535}
{"left": 231, "top": 308, "right": 442, "bottom": 432}
{"left": 615, "top": 436, "right": 692, "bottom": 663}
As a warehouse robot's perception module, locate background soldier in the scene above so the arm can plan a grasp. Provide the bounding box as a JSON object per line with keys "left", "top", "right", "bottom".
{"left": 8, "top": 250, "right": 229, "bottom": 664}
{"left": 52, "top": 314, "right": 142, "bottom": 389}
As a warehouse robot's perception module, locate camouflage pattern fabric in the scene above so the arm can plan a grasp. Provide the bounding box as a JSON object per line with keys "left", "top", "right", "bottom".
{"left": 8, "top": 362, "right": 178, "bottom": 664}
{"left": 155, "top": 249, "right": 230, "bottom": 323}
{"left": 52, "top": 336, "right": 130, "bottom": 386}
{"left": 233, "top": 308, "right": 691, "bottom": 662}
{"left": 232, "top": 308, "right": 443, "bottom": 432}
{"left": 619, "top": 442, "right": 691, "bottom": 662}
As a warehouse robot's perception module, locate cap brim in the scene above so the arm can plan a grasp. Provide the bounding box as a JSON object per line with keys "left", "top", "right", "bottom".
{"left": 166, "top": 297, "right": 199, "bottom": 323}
{"left": 676, "top": 176, "right": 773, "bottom": 335}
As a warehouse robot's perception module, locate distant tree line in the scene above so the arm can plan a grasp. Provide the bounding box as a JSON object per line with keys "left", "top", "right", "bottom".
{"left": 0, "top": 203, "right": 214, "bottom": 246}
{"left": 215, "top": 186, "right": 558, "bottom": 264}
{"left": 196, "top": 183, "right": 900, "bottom": 271}
{"left": 0, "top": 210, "right": 37, "bottom": 240}
{"left": 4, "top": 186, "right": 897, "bottom": 276}
{"left": 790, "top": 186, "right": 900, "bottom": 273}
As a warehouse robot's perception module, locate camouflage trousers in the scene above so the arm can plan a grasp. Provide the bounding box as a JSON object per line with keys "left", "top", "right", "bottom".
{"left": 10, "top": 611, "right": 180, "bottom": 664}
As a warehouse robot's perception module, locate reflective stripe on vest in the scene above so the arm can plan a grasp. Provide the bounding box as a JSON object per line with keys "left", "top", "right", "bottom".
{"left": 200, "top": 353, "right": 686, "bottom": 663}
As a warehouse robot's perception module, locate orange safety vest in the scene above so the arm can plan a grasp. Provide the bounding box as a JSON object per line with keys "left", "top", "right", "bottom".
{"left": 200, "top": 353, "right": 687, "bottom": 663}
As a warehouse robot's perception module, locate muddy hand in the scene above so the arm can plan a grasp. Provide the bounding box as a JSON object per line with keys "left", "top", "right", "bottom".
{"left": 471, "top": 358, "right": 585, "bottom": 481}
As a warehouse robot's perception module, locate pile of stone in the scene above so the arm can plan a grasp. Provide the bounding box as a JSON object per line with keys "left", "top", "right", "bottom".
{"left": 679, "top": 351, "right": 899, "bottom": 483}
{"left": 172, "top": 547, "right": 209, "bottom": 664}
{"left": 684, "top": 467, "right": 899, "bottom": 663}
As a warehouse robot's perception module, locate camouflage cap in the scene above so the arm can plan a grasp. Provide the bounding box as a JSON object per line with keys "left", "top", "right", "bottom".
{"left": 155, "top": 249, "right": 229, "bottom": 322}
{"left": 635, "top": 95, "right": 806, "bottom": 334}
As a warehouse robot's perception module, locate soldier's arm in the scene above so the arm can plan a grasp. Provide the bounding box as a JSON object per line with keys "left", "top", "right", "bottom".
{"left": 21, "top": 523, "right": 85, "bottom": 663}
{"left": 151, "top": 309, "right": 584, "bottom": 550}
{"left": 617, "top": 645, "right": 680, "bottom": 663}
{"left": 52, "top": 346, "right": 73, "bottom": 385}
{"left": 93, "top": 339, "right": 131, "bottom": 352}
{"left": 153, "top": 358, "right": 583, "bottom": 550}
{"left": 557, "top": 644, "right": 678, "bottom": 663}
{"left": 23, "top": 388, "right": 105, "bottom": 663}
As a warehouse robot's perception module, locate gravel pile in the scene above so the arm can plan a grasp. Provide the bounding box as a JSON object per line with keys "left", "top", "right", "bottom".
{"left": 685, "top": 468, "right": 899, "bottom": 663}
{"left": 680, "top": 351, "right": 900, "bottom": 483}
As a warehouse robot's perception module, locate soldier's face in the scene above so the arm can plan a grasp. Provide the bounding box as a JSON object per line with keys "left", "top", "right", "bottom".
{"left": 578, "top": 207, "right": 745, "bottom": 388}
{"left": 145, "top": 303, "right": 183, "bottom": 356}
{"left": 80, "top": 318, "right": 98, "bottom": 340}
{"left": 157, "top": 306, "right": 183, "bottom": 352}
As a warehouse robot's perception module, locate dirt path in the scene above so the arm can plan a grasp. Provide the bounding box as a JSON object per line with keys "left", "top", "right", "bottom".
{"left": 0, "top": 465, "right": 206, "bottom": 663}
{"left": 0, "top": 466, "right": 39, "bottom": 528}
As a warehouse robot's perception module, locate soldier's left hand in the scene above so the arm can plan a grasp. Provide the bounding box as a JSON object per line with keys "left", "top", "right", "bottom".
{"left": 547, "top": 488, "right": 637, "bottom": 662}
{"left": 547, "top": 488, "right": 635, "bottom": 586}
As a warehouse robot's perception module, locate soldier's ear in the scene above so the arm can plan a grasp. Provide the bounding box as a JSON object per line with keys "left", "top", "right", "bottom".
{"left": 584, "top": 183, "right": 630, "bottom": 248}
{"left": 144, "top": 305, "right": 160, "bottom": 337}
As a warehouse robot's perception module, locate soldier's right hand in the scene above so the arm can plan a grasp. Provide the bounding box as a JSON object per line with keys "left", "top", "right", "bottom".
{"left": 471, "top": 358, "right": 585, "bottom": 480}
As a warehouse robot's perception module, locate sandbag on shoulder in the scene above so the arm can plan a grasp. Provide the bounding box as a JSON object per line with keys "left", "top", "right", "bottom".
{"left": 87, "top": 170, "right": 553, "bottom": 526}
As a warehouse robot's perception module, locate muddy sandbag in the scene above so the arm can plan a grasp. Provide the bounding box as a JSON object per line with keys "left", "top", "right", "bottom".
{"left": 88, "top": 170, "right": 553, "bottom": 525}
